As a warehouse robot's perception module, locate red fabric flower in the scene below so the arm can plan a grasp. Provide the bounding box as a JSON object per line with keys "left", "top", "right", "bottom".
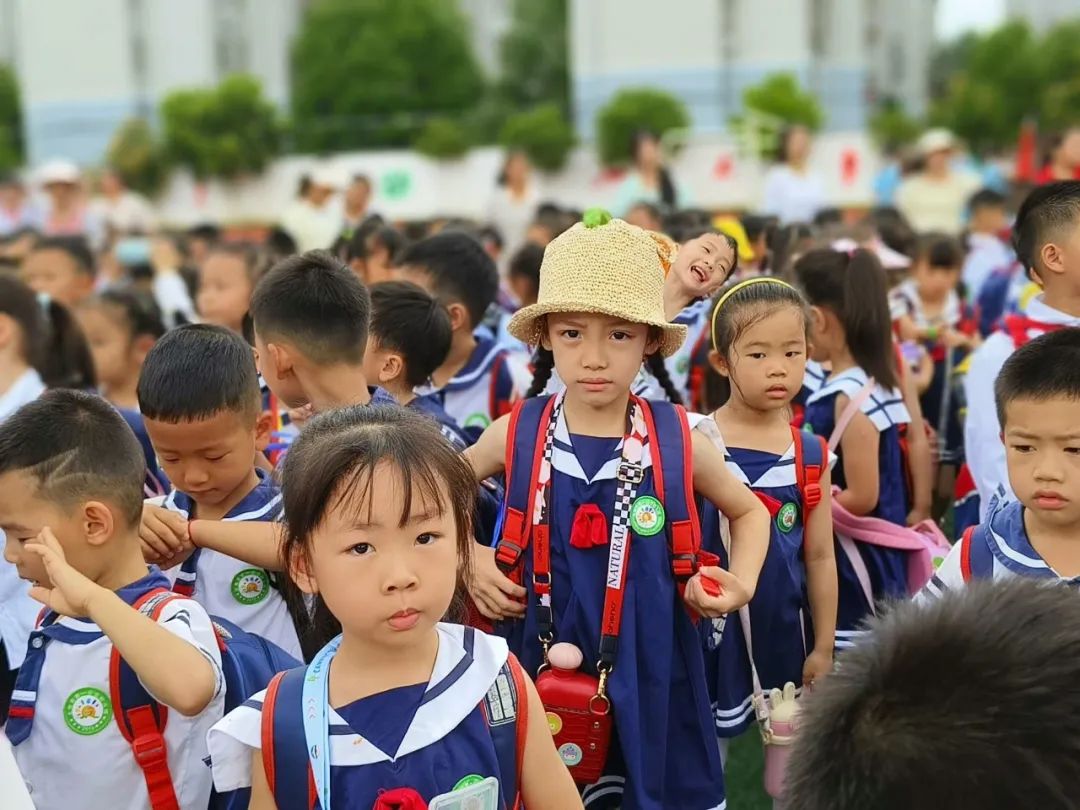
{"left": 570, "top": 503, "right": 609, "bottom": 549}
{"left": 373, "top": 787, "right": 428, "bottom": 810}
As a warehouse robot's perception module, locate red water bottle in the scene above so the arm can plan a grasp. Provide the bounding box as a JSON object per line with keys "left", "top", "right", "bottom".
{"left": 535, "top": 643, "right": 612, "bottom": 785}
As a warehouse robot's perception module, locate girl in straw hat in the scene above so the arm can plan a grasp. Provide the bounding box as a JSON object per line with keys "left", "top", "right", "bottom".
{"left": 465, "top": 209, "right": 770, "bottom": 809}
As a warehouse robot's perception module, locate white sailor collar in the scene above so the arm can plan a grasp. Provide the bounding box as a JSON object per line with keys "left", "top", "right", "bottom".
{"left": 805, "top": 366, "right": 910, "bottom": 431}
{"left": 550, "top": 398, "right": 654, "bottom": 483}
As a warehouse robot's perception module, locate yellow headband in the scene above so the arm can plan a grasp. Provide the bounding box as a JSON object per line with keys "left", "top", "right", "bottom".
{"left": 710, "top": 276, "right": 798, "bottom": 351}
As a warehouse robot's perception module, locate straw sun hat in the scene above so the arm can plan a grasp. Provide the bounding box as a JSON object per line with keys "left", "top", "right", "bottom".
{"left": 507, "top": 209, "right": 687, "bottom": 357}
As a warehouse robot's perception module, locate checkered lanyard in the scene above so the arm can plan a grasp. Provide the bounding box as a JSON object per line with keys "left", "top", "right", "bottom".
{"left": 531, "top": 392, "right": 648, "bottom": 708}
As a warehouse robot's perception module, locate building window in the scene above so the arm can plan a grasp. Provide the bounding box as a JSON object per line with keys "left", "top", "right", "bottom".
{"left": 215, "top": 0, "right": 249, "bottom": 78}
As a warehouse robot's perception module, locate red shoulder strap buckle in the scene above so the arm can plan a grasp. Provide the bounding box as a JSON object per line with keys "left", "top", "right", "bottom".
{"left": 791, "top": 428, "right": 825, "bottom": 515}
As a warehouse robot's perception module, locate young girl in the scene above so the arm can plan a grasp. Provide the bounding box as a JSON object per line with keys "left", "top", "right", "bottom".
{"left": 467, "top": 211, "right": 770, "bottom": 809}
{"left": 197, "top": 243, "right": 262, "bottom": 335}
{"left": 696, "top": 277, "right": 837, "bottom": 748}
{"left": 796, "top": 248, "right": 912, "bottom": 649}
{"left": 207, "top": 405, "right": 581, "bottom": 809}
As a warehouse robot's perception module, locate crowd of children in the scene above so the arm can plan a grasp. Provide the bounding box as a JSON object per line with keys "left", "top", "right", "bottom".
{"left": 1, "top": 173, "right": 1080, "bottom": 809}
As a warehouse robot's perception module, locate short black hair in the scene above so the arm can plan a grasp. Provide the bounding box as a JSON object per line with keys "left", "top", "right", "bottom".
{"left": 917, "top": 232, "right": 964, "bottom": 270}
{"left": 1013, "top": 180, "right": 1080, "bottom": 273}
{"left": 397, "top": 232, "right": 498, "bottom": 328}
{"left": 969, "top": 187, "right": 1006, "bottom": 212}
{"left": 187, "top": 223, "right": 221, "bottom": 243}
{"left": 250, "top": 249, "right": 370, "bottom": 364}
{"left": 508, "top": 242, "right": 543, "bottom": 298}
{"left": 0, "top": 390, "right": 146, "bottom": 528}
{"left": 369, "top": 281, "right": 452, "bottom": 388}
{"left": 137, "top": 323, "right": 260, "bottom": 424}
{"left": 31, "top": 236, "right": 95, "bottom": 278}
{"left": 994, "top": 328, "right": 1080, "bottom": 426}
{"left": 786, "top": 579, "right": 1080, "bottom": 810}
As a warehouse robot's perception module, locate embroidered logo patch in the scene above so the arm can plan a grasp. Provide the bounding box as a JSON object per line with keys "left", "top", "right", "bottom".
{"left": 465, "top": 412, "right": 491, "bottom": 430}
{"left": 777, "top": 502, "right": 798, "bottom": 534}
{"left": 559, "top": 742, "right": 583, "bottom": 767}
{"left": 630, "top": 496, "right": 665, "bottom": 536}
{"left": 453, "top": 774, "right": 484, "bottom": 791}
{"left": 231, "top": 568, "right": 270, "bottom": 605}
{"left": 64, "top": 687, "right": 112, "bottom": 736}
{"left": 676, "top": 355, "right": 691, "bottom": 375}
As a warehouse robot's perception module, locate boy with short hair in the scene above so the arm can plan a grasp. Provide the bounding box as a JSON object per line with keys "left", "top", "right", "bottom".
{"left": 927, "top": 329, "right": 1080, "bottom": 594}
{"left": 787, "top": 578, "right": 1080, "bottom": 810}
{"left": 398, "top": 232, "right": 528, "bottom": 441}
{"left": 964, "top": 181, "right": 1080, "bottom": 518}
{"left": 19, "top": 235, "right": 96, "bottom": 308}
{"left": 137, "top": 324, "right": 301, "bottom": 659}
{"left": 0, "top": 390, "right": 224, "bottom": 810}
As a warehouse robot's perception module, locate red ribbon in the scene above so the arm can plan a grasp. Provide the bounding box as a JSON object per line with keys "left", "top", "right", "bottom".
{"left": 570, "top": 503, "right": 609, "bottom": 549}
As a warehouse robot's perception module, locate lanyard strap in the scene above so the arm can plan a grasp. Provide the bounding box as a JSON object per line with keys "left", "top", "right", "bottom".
{"left": 301, "top": 635, "right": 341, "bottom": 810}
{"left": 531, "top": 393, "right": 647, "bottom": 675}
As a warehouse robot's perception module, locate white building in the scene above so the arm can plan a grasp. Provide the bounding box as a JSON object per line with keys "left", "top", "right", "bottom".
{"left": 569, "top": 0, "right": 935, "bottom": 137}
{"left": 1006, "top": 0, "right": 1080, "bottom": 32}
{"left": 4, "top": 0, "right": 301, "bottom": 166}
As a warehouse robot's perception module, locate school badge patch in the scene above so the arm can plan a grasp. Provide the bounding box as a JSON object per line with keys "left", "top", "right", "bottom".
{"left": 64, "top": 687, "right": 112, "bottom": 736}
{"left": 465, "top": 412, "right": 491, "bottom": 430}
{"left": 231, "top": 568, "right": 270, "bottom": 605}
{"left": 630, "top": 496, "right": 665, "bottom": 536}
{"left": 777, "top": 502, "right": 798, "bottom": 534}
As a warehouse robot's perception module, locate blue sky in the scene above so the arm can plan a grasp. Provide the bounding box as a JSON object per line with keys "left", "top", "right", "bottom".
{"left": 937, "top": 0, "right": 1006, "bottom": 39}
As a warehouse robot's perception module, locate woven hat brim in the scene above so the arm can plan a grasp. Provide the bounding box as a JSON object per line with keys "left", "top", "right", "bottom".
{"left": 507, "top": 302, "right": 687, "bottom": 358}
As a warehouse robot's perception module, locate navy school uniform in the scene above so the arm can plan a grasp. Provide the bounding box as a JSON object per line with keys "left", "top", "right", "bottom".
{"left": 116, "top": 407, "right": 169, "bottom": 496}
{"left": 208, "top": 624, "right": 522, "bottom": 809}
{"left": 697, "top": 431, "right": 824, "bottom": 738}
{"left": 803, "top": 367, "right": 910, "bottom": 650}
{"left": 501, "top": 396, "right": 725, "bottom": 810}
{"left": 408, "top": 393, "right": 473, "bottom": 450}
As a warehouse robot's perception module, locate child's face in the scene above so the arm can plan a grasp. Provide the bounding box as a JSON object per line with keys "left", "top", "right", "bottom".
{"left": 1003, "top": 396, "right": 1080, "bottom": 528}
{"left": 914, "top": 263, "right": 959, "bottom": 301}
{"left": 197, "top": 254, "right": 253, "bottom": 334}
{"left": 509, "top": 274, "right": 538, "bottom": 308}
{"left": 543, "top": 313, "right": 657, "bottom": 409}
{"left": 20, "top": 248, "right": 93, "bottom": 308}
{"left": 972, "top": 204, "right": 1006, "bottom": 235}
{"left": 711, "top": 306, "right": 806, "bottom": 412}
{"left": 144, "top": 409, "right": 260, "bottom": 513}
{"left": 76, "top": 306, "right": 137, "bottom": 390}
{"left": 0, "top": 471, "right": 85, "bottom": 587}
{"left": 673, "top": 234, "right": 737, "bottom": 300}
{"left": 364, "top": 240, "right": 394, "bottom": 285}
{"left": 300, "top": 463, "right": 459, "bottom": 647}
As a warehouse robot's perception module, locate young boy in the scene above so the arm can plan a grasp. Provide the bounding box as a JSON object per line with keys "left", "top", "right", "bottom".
{"left": 964, "top": 181, "right": 1080, "bottom": 518}
{"left": 137, "top": 324, "right": 302, "bottom": 659}
{"left": 928, "top": 329, "right": 1080, "bottom": 594}
{"left": 963, "top": 188, "right": 1013, "bottom": 300}
{"left": 364, "top": 280, "right": 470, "bottom": 448}
{"left": 196, "top": 242, "right": 261, "bottom": 335}
{"left": 787, "top": 579, "right": 1080, "bottom": 810}
{"left": 19, "top": 235, "right": 96, "bottom": 308}
{"left": 397, "top": 232, "right": 529, "bottom": 441}
{"left": 0, "top": 390, "right": 224, "bottom": 810}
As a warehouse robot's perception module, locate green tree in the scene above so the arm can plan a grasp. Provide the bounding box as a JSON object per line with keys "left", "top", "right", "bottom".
{"left": 595, "top": 88, "right": 690, "bottom": 166}
{"left": 499, "top": 103, "right": 576, "bottom": 171}
{"left": 736, "top": 73, "right": 824, "bottom": 130}
{"left": 1038, "top": 20, "right": 1080, "bottom": 133}
{"left": 291, "top": 0, "right": 484, "bottom": 152}
{"left": 498, "top": 0, "right": 569, "bottom": 114}
{"left": 868, "top": 99, "right": 922, "bottom": 152}
{"left": 161, "top": 75, "right": 282, "bottom": 179}
{"left": 106, "top": 118, "right": 170, "bottom": 196}
{"left": 0, "top": 64, "right": 23, "bottom": 173}
{"left": 413, "top": 117, "right": 470, "bottom": 160}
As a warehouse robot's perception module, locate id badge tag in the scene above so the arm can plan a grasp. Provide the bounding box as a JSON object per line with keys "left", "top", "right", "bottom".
{"left": 428, "top": 776, "right": 501, "bottom": 810}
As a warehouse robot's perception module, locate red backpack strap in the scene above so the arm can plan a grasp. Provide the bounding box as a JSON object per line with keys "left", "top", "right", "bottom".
{"left": 110, "top": 588, "right": 183, "bottom": 810}
{"left": 790, "top": 426, "right": 825, "bottom": 516}
{"left": 261, "top": 670, "right": 317, "bottom": 810}
{"left": 489, "top": 350, "right": 514, "bottom": 420}
{"left": 507, "top": 653, "right": 529, "bottom": 807}
{"left": 959, "top": 525, "right": 976, "bottom": 583}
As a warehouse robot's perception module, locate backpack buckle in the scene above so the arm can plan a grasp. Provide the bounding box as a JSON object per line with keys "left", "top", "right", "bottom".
{"left": 804, "top": 483, "right": 822, "bottom": 511}
{"left": 131, "top": 732, "right": 168, "bottom": 768}
{"left": 495, "top": 541, "right": 522, "bottom": 572}
{"left": 617, "top": 461, "right": 643, "bottom": 484}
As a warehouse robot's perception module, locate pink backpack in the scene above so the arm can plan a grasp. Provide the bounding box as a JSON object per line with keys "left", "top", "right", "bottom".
{"left": 829, "top": 379, "right": 950, "bottom": 607}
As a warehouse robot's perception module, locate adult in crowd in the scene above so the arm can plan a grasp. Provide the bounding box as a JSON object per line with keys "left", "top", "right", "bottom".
{"left": 613, "top": 130, "right": 687, "bottom": 217}
{"left": 761, "top": 124, "right": 826, "bottom": 224}
{"left": 342, "top": 173, "right": 373, "bottom": 233}
{"left": 280, "top": 166, "right": 343, "bottom": 253}
{"left": 92, "top": 167, "right": 157, "bottom": 234}
{"left": 0, "top": 174, "right": 38, "bottom": 237}
{"left": 487, "top": 149, "right": 540, "bottom": 266}
{"left": 37, "top": 159, "right": 105, "bottom": 248}
{"left": 1036, "top": 127, "right": 1080, "bottom": 184}
{"left": 896, "top": 129, "right": 981, "bottom": 234}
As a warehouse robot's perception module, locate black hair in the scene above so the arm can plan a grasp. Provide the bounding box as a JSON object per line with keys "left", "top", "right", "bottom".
{"left": 280, "top": 404, "right": 477, "bottom": 658}
{"left": 994, "top": 328, "right": 1080, "bottom": 426}
{"left": 969, "top": 188, "right": 1006, "bottom": 213}
{"left": 1013, "top": 181, "right": 1080, "bottom": 274}
{"left": 917, "top": 233, "right": 964, "bottom": 270}
{"left": 0, "top": 389, "right": 145, "bottom": 528}
{"left": 264, "top": 227, "right": 298, "bottom": 262}
{"left": 250, "top": 249, "right": 370, "bottom": 365}
{"left": 631, "top": 130, "right": 676, "bottom": 210}
{"left": 368, "top": 226, "right": 406, "bottom": 265}
{"left": 708, "top": 280, "right": 810, "bottom": 407}
{"left": 527, "top": 347, "right": 555, "bottom": 398}
{"left": 628, "top": 201, "right": 663, "bottom": 227}
{"left": 205, "top": 241, "right": 263, "bottom": 282}
{"left": 137, "top": 323, "right": 260, "bottom": 424}
{"left": 645, "top": 353, "right": 683, "bottom": 405}
{"left": 507, "top": 241, "right": 544, "bottom": 304}
{"left": 186, "top": 223, "right": 221, "bottom": 245}
{"left": 30, "top": 235, "right": 95, "bottom": 278}
{"left": 79, "top": 289, "right": 166, "bottom": 342}
{"left": 741, "top": 214, "right": 772, "bottom": 245}
{"left": 369, "top": 281, "right": 452, "bottom": 388}
{"left": 767, "top": 222, "right": 817, "bottom": 278}
{"left": 344, "top": 217, "right": 382, "bottom": 262}
{"left": 397, "top": 232, "right": 498, "bottom": 328}
{"left": 786, "top": 579, "right": 1080, "bottom": 810}
{"left": 795, "top": 247, "right": 898, "bottom": 390}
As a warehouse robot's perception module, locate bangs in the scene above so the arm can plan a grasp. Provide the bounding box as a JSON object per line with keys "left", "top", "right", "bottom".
{"left": 328, "top": 452, "right": 451, "bottom": 530}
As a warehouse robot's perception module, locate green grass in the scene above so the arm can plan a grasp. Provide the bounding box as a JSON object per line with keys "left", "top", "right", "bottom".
{"left": 726, "top": 732, "right": 771, "bottom": 809}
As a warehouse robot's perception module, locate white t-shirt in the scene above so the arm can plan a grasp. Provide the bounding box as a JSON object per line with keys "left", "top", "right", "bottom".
{"left": 761, "top": 165, "right": 826, "bottom": 225}
{"left": 896, "top": 171, "right": 981, "bottom": 234}
{"left": 12, "top": 593, "right": 226, "bottom": 810}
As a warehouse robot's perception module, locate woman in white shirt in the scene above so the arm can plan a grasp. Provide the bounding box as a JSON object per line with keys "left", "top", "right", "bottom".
{"left": 487, "top": 150, "right": 540, "bottom": 267}
{"left": 761, "top": 125, "right": 826, "bottom": 225}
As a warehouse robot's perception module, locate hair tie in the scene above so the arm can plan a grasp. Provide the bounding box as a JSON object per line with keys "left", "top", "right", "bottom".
{"left": 710, "top": 276, "right": 797, "bottom": 351}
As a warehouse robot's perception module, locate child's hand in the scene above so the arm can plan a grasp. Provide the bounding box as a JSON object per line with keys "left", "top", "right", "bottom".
{"left": 682, "top": 566, "right": 752, "bottom": 617}
{"left": 905, "top": 506, "right": 932, "bottom": 527}
{"left": 24, "top": 527, "right": 108, "bottom": 618}
{"left": 802, "top": 648, "right": 833, "bottom": 688}
{"left": 140, "top": 504, "right": 190, "bottom": 563}
{"left": 287, "top": 404, "right": 315, "bottom": 428}
{"left": 468, "top": 544, "right": 527, "bottom": 620}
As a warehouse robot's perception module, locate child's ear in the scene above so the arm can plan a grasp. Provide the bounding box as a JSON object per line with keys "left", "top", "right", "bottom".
{"left": 82, "top": 501, "right": 116, "bottom": 548}
{"left": 266, "top": 342, "right": 294, "bottom": 378}
{"left": 254, "top": 411, "right": 273, "bottom": 453}
{"left": 379, "top": 352, "right": 405, "bottom": 385}
{"left": 1040, "top": 241, "right": 1068, "bottom": 279}
{"left": 708, "top": 349, "right": 730, "bottom": 377}
{"left": 445, "top": 302, "right": 470, "bottom": 333}
{"left": 288, "top": 548, "right": 318, "bottom": 595}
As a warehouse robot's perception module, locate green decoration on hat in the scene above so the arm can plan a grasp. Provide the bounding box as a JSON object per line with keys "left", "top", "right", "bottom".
{"left": 583, "top": 207, "right": 613, "bottom": 229}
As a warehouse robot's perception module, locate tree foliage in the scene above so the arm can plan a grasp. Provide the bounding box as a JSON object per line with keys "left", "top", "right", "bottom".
{"left": 595, "top": 88, "right": 690, "bottom": 166}
{"left": 869, "top": 99, "right": 922, "bottom": 152}
{"left": 736, "top": 73, "right": 824, "bottom": 131}
{"left": 291, "top": 0, "right": 484, "bottom": 151}
{"left": 0, "top": 64, "right": 23, "bottom": 173}
{"left": 499, "top": 103, "right": 576, "bottom": 172}
{"left": 413, "top": 117, "right": 470, "bottom": 161}
{"left": 106, "top": 118, "right": 170, "bottom": 196}
{"left": 160, "top": 75, "right": 282, "bottom": 179}
{"left": 498, "top": 0, "right": 569, "bottom": 114}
